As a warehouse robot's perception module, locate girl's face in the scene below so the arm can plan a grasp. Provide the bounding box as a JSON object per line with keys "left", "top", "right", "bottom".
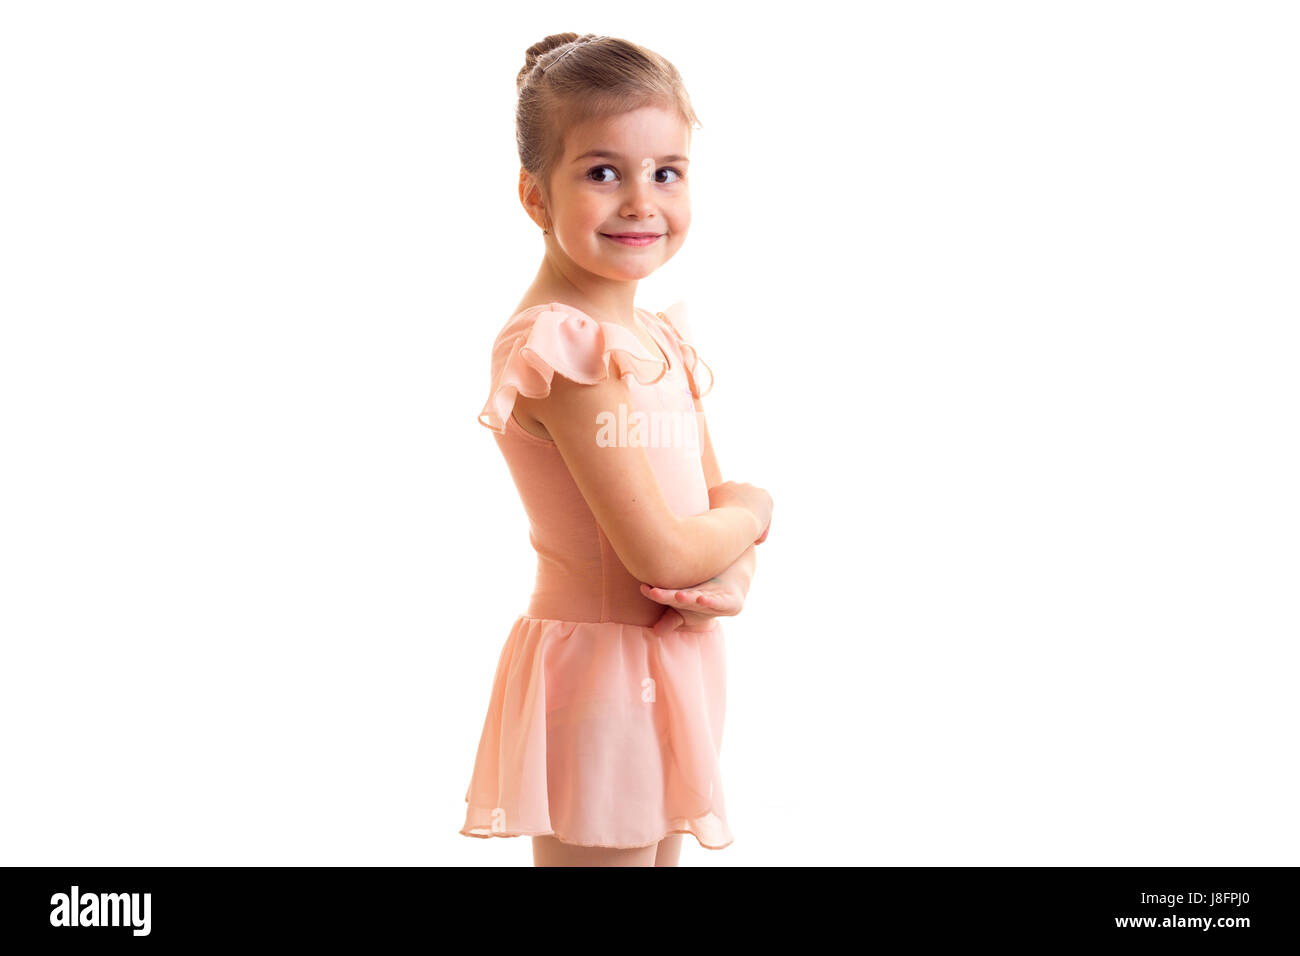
{"left": 540, "top": 105, "right": 691, "bottom": 281}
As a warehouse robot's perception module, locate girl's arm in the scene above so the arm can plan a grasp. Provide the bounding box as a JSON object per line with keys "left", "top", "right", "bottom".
{"left": 518, "top": 374, "right": 761, "bottom": 589}
{"left": 697, "top": 391, "right": 758, "bottom": 588}
{"left": 642, "top": 305, "right": 765, "bottom": 628}
{"left": 698, "top": 382, "right": 761, "bottom": 579}
{"left": 640, "top": 397, "right": 760, "bottom": 633}
{"left": 721, "top": 542, "right": 757, "bottom": 590}
{"left": 696, "top": 393, "right": 724, "bottom": 489}
{"left": 641, "top": 541, "right": 756, "bottom": 634}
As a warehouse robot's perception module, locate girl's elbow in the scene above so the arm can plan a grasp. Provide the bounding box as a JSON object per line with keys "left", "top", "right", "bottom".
{"left": 642, "top": 555, "right": 691, "bottom": 590}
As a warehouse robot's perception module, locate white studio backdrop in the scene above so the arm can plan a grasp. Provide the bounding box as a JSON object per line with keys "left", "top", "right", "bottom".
{"left": 1, "top": 1, "right": 1296, "bottom": 866}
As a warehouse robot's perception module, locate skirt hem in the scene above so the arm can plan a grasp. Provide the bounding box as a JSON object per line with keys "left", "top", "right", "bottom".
{"left": 459, "top": 825, "right": 734, "bottom": 851}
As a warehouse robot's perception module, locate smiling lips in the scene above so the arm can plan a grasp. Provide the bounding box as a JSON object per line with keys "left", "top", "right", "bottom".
{"left": 601, "top": 232, "right": 664, "bottom": 246}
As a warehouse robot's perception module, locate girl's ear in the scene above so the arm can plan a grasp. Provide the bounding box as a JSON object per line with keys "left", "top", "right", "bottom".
{"left": 514, "top": 170, "right": 540, "bottom": 230}
{"left": 519, "top": 168, "right": 553, "bottom": 233}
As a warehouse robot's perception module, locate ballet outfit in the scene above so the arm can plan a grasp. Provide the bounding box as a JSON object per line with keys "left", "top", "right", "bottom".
{"left": 460, "top": 300, "right": 732, "bottom": 850}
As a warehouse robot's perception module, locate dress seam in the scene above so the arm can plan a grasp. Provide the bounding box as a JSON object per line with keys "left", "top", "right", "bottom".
{"left": 504, "top": 410, "right": 560, "bottom": 446}
{"left": 511, "top": 613, "right": 721, "bottom": 632}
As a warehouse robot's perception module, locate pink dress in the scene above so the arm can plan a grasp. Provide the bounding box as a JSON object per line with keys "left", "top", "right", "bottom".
{"left": 460, "top": 300, "right": 732, "bottom": 850}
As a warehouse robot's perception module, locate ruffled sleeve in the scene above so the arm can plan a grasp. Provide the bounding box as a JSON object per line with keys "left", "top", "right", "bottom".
{"left": 477, "top": 304, "right": 671, "bottom": 434}
{"left": 656, "top": 300, "right": 715, "bottom": 400}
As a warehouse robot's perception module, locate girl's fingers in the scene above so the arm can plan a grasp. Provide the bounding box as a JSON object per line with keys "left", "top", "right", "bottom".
{"left": 642, "top": 582, "right": 725, "bottom": 612}
{"left": 653, "top": 608, "right": 682, "bottom": 637}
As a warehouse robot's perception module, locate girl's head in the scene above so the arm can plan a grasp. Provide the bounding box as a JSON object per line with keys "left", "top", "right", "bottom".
{"left": 515, "top": 33, "right": 701, "bottom": 283}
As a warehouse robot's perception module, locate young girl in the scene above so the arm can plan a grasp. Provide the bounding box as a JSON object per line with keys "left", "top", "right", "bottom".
{"left": 460, "top": 32, "right": 774, "bottom": 867}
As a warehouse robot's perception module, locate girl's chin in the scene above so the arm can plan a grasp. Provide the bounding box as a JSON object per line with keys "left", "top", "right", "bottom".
{"left": 595, "top": 263, "right": 660, "bottom": 280}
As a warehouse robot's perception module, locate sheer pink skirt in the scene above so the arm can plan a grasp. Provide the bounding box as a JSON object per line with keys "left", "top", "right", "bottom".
{"left": 460, "top": 614, "right": 732, "bottom": 849}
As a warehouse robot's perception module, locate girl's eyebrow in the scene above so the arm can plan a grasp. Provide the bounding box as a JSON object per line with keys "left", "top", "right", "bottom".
{"left": 571, "top": 149, "right": 690, "bottom": 164}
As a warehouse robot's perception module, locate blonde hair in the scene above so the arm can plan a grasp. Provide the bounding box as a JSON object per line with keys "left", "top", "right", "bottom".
{"left": 515, "top": 33, "right": 702, "bottom": 218}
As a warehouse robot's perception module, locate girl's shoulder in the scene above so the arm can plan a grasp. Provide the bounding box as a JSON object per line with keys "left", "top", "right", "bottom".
{"left": 478, "top": 302, "right": 678, "bottom": 435}
{"left": 478, "top": 300, "right": 715, "bottom": 434}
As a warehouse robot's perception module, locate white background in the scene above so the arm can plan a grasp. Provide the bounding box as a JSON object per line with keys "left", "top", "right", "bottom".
{"left": 2, "top": 1, "right": 1296, "bottom": 866}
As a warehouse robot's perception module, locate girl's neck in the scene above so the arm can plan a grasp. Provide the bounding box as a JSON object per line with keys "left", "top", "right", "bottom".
{"left": 518, "top": 262, "right": 639, "bottom": 327}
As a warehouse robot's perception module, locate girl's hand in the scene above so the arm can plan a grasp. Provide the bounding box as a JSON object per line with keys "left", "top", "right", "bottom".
{"left": 639, "top": 573, "right": 748, "bottom": 638}
{"left": 648, "top": 602, "right": 718, "bottom": 637}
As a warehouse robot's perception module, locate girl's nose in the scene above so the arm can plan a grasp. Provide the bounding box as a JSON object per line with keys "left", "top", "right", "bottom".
{"left": 621, "top": 187, "right": 660, "bottom": 217}
{"left": 620, "top": 180, "right": 658, "bottom": 218}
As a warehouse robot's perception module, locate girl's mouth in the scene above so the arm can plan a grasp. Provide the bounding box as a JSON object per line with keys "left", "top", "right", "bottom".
{"left": 601, "top": 233, "right": 663, "bottom": 247}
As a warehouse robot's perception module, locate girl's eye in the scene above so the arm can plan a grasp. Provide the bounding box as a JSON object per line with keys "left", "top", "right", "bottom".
{"left": 585, "top": 165, "right": 685, "bottom": 185}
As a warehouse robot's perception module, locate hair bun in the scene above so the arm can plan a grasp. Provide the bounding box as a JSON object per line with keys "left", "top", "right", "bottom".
{"left": 522, "top": 33, "right": 581, "bottom": 74}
